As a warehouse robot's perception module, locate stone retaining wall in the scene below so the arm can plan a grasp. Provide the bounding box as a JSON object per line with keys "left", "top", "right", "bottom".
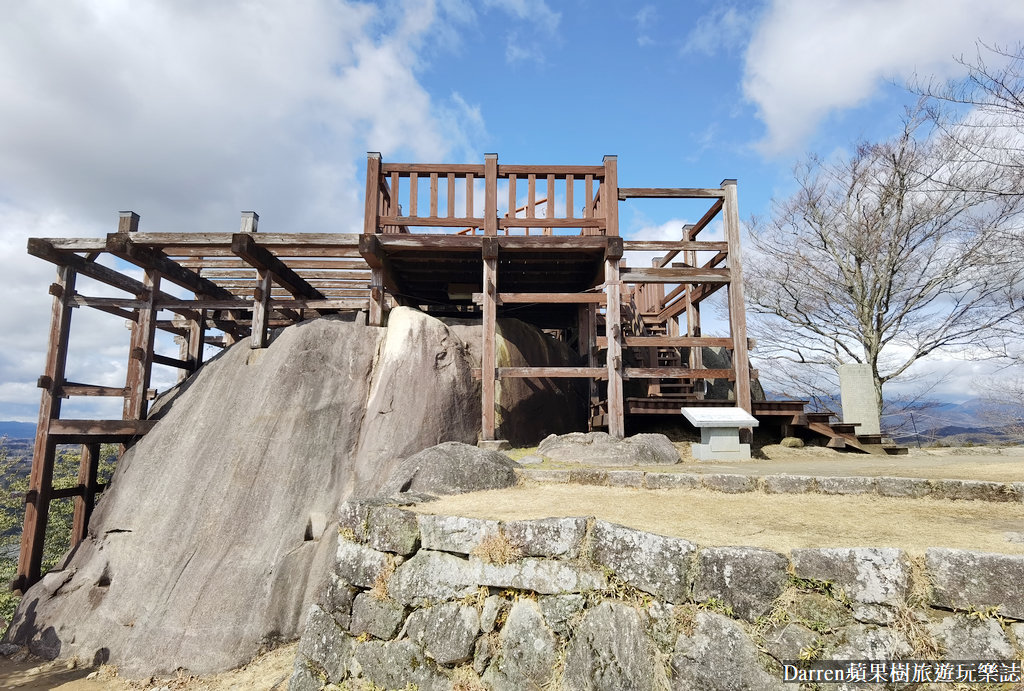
{"left": 521, "top": 468, "right": 1024, "bottom": 503}
{"left": 290, "top": 500, "right": 1024, "bottom": 690}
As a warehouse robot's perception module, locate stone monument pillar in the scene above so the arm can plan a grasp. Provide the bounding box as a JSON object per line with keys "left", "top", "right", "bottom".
{"left": 838, "top": 363, "right": 881, "bottom": 436}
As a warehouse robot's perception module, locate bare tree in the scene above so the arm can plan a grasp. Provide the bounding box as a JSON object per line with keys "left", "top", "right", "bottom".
{"left": 917, "top": 42, "right": 1024, "bottom": 373}
{"left": 745, "top": 114, "right": 1024, "bottom": 414}
{"left": 914, "top": 42, "right": 1024, "bottom": 201}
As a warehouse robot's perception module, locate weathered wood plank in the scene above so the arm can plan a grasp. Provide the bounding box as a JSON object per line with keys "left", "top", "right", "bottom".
{"left": 152, "top": 353, "right": 193, "bottom": 370}
{"left": 496, "top": 292, "right": 606, "bottom": 304}
{"left": 618, "top": 187, "right": 725, "bottom": 200}
{"left": 722, "top": 179, "right": 751, "bottom": 416}
{"left": 481, "top": 253, "right": 497, "bottom": 440}
{"left": 381, "top": 163, "right": 484, "bottom": 174}
{"left": 364, "top": 153, "right": 382, "bottom": 235}
{"left": 597, "top": 336, "right": 733, "bottom": 347}
{"left": 48, "top": 419, "right": 157, "bottom": 441}
{"left": 498, "top": 164, "right": 604, "bottom": 176}
{"left": 60, "top": 383, "right": 129, "bottom": 397}
{"left": 623, "top": 368, "right": 735, "bottom": 379}
{"left": 107, "top": 234, "right": 239, "bottom": 301}
{"left": 498, "top": 217, "right": 604, "bottom": 229}
{"left": 269, "top": 298, "right": 370, "bottom": 310}
{"left": 379, "top": 216, "right": 485, "bottom": 228}
{"left": 621, "top": 268, "right": 731, "bottom": 284}
{"left": 687, "top": 199, "right": 724, "bottom": 240}
{"left": 497, "top": 367, "right": 607, "bottom": 378}
{"left": 231, "top": 234, "right": 326, "bottom": 301}
{"left": 623, "top": 240, "right": 728, "bottom": 252}
{"left": 605, "top": 254, "right": 624, "bottom": 438}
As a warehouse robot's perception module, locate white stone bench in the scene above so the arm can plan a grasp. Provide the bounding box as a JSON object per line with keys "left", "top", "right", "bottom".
{"left": 681, "top": 407, "right": 759, "bottom": 461}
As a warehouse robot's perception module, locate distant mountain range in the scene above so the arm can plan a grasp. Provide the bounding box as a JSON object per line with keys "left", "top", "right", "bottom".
{"left": 0, "top": 421, "right": 35, "bottom": 439}
{"left": 3, "top": 396, "right": 1022, "bottom": 446}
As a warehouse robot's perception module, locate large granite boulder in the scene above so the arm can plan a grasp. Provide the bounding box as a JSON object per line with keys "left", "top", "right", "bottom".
{"left": 538, "top": 431, "right": 680, "bottom": 466}
{"left": 380, "top": 442, "right": 520, "bottom": 496}
{"left": 4, "top": 309, "right": 482, "bottom": 676}
{"left": 445, "top": 316, "right": 588, "bottom": 445}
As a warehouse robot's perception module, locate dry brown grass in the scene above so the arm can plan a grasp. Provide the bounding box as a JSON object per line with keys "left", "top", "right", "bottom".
{"left": 415, "top": 485, "right": 1024, "bottom": 556}
{"left": 471, "top": 532, "right": 522, "bottom": 565}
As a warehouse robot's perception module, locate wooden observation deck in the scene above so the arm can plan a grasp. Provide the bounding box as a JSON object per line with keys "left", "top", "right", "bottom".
{"left": 16, "top": 152, "right": 764, "bottom": 591}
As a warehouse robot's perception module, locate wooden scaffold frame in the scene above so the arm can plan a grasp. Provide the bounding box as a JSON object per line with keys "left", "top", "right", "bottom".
{"left": 15, "top": 153, "right": 762, "bottom": 591}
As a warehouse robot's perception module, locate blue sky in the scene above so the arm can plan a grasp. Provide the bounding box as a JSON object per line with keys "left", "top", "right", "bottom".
{"left": 1, "top": 0, "right": 1023, "bottom": 421}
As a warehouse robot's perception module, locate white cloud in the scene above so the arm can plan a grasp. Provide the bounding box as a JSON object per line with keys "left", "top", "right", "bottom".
{"left": 0, "top": 0, "right": 550, "bottom": 420}
{"left": 743, "top": 0, "right": 1024, "bottom": 154}
{"left": 682, "top": 5, "right": 757, "bottom": 56}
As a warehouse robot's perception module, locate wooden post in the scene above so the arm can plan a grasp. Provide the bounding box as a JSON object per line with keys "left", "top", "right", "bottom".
{"left": 188, "top": 310, "right": 206, "bottom": 372}
{"left": 578, "top": 304, "right": 598, "bottom": 429}
{"left": 365, "top": 154, "right": 384, "bottom": 324}
{"left": 72, "top": 442, "right": 101, "bottom": 547}
{"left": 484, "top": 154, "right": 497, "bottom": 236}
{"left": 481, "top": 236, "right": 499, "bottom": 440}
{"left": 15, "top": 265, "right": 76, "bottom": 592}
{"left": 722, "top": 179, "right": 752, "bottom": 416}
{"left": 240, "top": 212, "right": 271, "bottom": 348}
{"left": 124, "top": 269, "right": 160, "bottom": 422}
{"left": 603, "top": 155, "right": 618, "bottom": 237}
{"left": 240, "top": 211, "right": 259, "bottom": 233}
{"left": 481, "top": 154, "right": 499, "bottom": 440}
{"left": 250, "top": 268, "right": 272, "bottom": 348}
{"left": 118, "top": 211, "right": 140, "bottom": 234}
{"left": 605, "top": 257, "right": 625, "bottom": 438}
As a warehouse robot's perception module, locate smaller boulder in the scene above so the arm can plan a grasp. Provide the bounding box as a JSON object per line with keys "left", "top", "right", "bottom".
{"left": 780, "top": 437, "right": 804, "bottom": 448}
{"left": 537, "top": 432, "right": 679, "bottom": 466}
{"left": 381, "top": 442, "right": 520, "bottom": 496}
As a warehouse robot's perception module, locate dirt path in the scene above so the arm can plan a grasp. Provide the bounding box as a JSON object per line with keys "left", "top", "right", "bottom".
{"left": 0, "top": 643, "right": 295, "bottom": 690}
{"left": 520, "top": 444, "right": 1024, "bottom": 482}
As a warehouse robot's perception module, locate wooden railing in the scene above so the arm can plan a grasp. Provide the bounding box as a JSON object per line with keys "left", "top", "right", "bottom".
{"left": 364, "top": 154, "right": 617, "bottom": 236}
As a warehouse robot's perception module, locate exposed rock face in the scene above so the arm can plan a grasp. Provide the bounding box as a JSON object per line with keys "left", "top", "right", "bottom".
{"left": 446, "top": 316, "right": 588, "bottom": 445}
{"left": 5, "top": 308, "right": 574, "bottom": 676}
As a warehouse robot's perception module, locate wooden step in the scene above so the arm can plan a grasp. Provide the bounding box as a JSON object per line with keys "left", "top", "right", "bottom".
{"left": 805, "top": 411, "right": 836, "bottom": 424}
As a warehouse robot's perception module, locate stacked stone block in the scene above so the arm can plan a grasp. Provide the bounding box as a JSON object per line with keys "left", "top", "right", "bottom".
{"left": 291, "top": 501, "right": 1024, "bottom": 690}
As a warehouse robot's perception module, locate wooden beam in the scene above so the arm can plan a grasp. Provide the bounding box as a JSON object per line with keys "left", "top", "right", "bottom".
{"left": 620, "top": 268, "right": 731, "bottom": 284}
{"left": 497, "top": 217, "right": 605, "bottom": 229}
{"left": 231, "top": 234, "right": 327, "bottom": 300}
{"left": 48, "top": 419, "right": 157, "bottom": 442}
{"left": 152, "top": 353, "right": 194, "bottom": 370}
{"left": 618, "top": 187, "right": 726, "bottom": 200}
{"left": 269, "top": 298, "right": 370, "bottom": 310}
{"left": 597, "top": 336, "right": 733, "bottom": 348}
{"left": 28, "top": 237, "right": 148, "bottom": 297}
{"left": 687, "top": 199, "right": 724, "bottom": 240}
{"left": 495, "top": 292, "right": 606, "bottom": 304}
{"left": 106, "top": 234, "right": 241, "bottom": 302}
{"left": 623, "top": 368, "right": 735, "bottom": 379}
{"left": 498, "top": 367, "right": 607, "bottom": 378}
{"left": 60, "top": 383, "right": 129, "bottom": 397}
{"left": 623, "top": 240, "right": 728, "bottom": 252}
